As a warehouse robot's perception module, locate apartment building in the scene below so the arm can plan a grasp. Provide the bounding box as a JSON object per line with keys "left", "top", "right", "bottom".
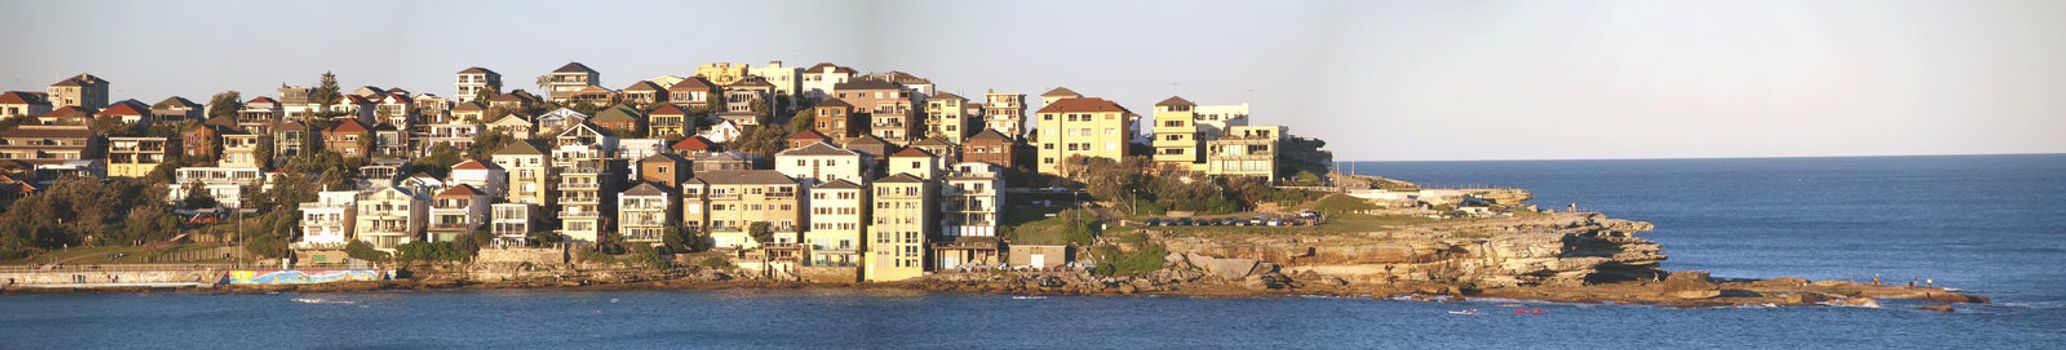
{"left": 166, "top": 167, "right": 266, "bottom": 208}
{"left": 775, "top": 142, "right": 871, "bottom": 185}
{"left": 455, "top": 67, "right": 502, "bottom": 103}
{"left": 105, "top": 137, "right": 173, "bottom": 178}
{"left": 294, "top": 191, "right": 360, "bottom": 251}
{"left": 545, "top": 62, "right": 601, "bottom": 104}
{"left": 491, "top": 141, "right": 553, "bottom": 207}
{"left": 1034, "top": 97, "right": 1136, "bottom": 176}
{"left": 960, "top": 129, "right": 1016, "bottom": 169}
{"left": 617, "top": 182, "right": 674, "bottom": 244}
{"left": 47, "top": 73, "right": 109, "bottom": 109}
{"left": 924, "top": 92, "right": 974, "bottom": 143}
{"left": 429, "top": 184, "right": 490, "bottom": 242}
{"left": 1151, "top": 96, "right": 1203, "bottom": 168}
{"left": 490, "top": 203, "right": 538, "bottom": 246}
{"left": 682, "top": 170, "right": 803, "bottom": 250}
{"left": 806, "top": 179, "right": 867, "bottom": 268}
{"left": 0, "top": 91, "right": 52, "bottom": 119}
{"left": 865, "top": 174, "right": 932, "bottom": 282}
{"left": 1204, "top": 125, "right": 1285, "bottom": 181}
{"left": 354, "top": 186, "right": 429, "bottom": 251}
{"left": 942, "top": 162, "right": 1005, "bottom": 238}
{"left": 0, "top": 125, "right": 99, "bottom": 166}
{"left": 836, "top": 79, "right": 916, "bottom": 145}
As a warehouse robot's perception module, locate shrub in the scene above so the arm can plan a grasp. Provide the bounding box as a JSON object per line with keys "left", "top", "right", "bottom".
{"left": 345, "top": 240, "right": 389, "bottom": 262}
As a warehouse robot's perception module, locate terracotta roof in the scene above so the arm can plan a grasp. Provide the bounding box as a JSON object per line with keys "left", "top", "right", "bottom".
{"left": 337, "top": 95, "right": 372, "bottom": 104}
{"left": 806, "top": 63, "right": 856, "bottom": 74}
{"left": 1041, "top": 87, "right": 1080, "bottom": 97}
{"left": 668, "top": 76, "right": 715, "bottom": 91}
{"left": 815, "top": 178, "right": 862, "bottom": 190}
{"left": 1155, "top": 96, "right": 1195, "bottom": 107}
{"left": 648, "top": 103, "right": 690, "bottom": 115}
{"left": 891, "top": 147, "right": 936, "bottom": 158}
{"left": 458, "top": 67, "right": 497, "bottom": 75}
{"left": 248, "top": 96, "right": 277, "bottom": 104}
{"left": 670, "top": 136, "right": 716, "bottom": 151}
{"left": 777, "top": 142, "right": 858, "bottom": 157}
{"left": 1036, "top": 97, "right": 1132, "bottom": 114}
{"left": 623, "top": 80, "right": 663, "bottom": 92}
{"left": 436, "top": 184, "right": 486, "bottom": 197}
{"left": 834, "top": 78, "right": 900, "bottom": 91}
{"left": 95, "top": 100, "right": 149, "bottom": 116}
{"left": 968, "top": 128, "right": 1012, "bottom": 143}
{"left": 553, "top": 62, "right": 597, "bottom": 74}
{"left": 815, "top": 98, "right": 851, "bottom": 108}
{"left": 0, "top": 126, "right": 93, "bottom": 139}
{"left": 876, "top": 173, "right": 924, "bottom": 184}
{"left": 912, "top": 136, "right": 955, "bottom": 147}
{"left": 787, "top": 128, "right": 830, "bottom": 141}
{"left": 690, "top": 170, "right": 798, "bottom": 185}
{"left": 621, "top": 182, "right": 668, "bottom": 196}
{"left": 39, "top": 106, "right": 92, "bottom": 119}
{"left": 326, "top": 119, "right": 370, "bottom": 133}
{"left": 452, "top": 159, "right": 498, "bottom": 170}
{"left": 0, "top": 91, "right": 45, "bottom": 104}
{"left": 842, "top": 134, "right": 892, "bottom": 147}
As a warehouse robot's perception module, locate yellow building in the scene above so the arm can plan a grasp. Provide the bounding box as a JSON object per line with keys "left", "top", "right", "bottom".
{"left": 683, "top": 170, "right": 804, "bottom": 250}
{"left": 490, "top": 141, "right": 554, "bottom": 208}
{"left": 1150, "top": 96, "right": 1202, "bottom": 168}
{"left": 696, "top": 62, "right": 751, "bottom": 86}
{"left": 865, "top": 174, "right": 932, "bottom": 282}
{"left": 1034, "top": 97, "right": 1136, "bottom": 176}
{"left": 805, "top": 179, "right": 867, "bottom": 268}
{"left": 1204, "top": 125, "right": 1286, "bottom": 180}
{"left": 106, "top": 137, "right": 173, "bottom": 178}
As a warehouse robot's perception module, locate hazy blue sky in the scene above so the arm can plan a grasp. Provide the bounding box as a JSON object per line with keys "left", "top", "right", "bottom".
{"left": 4, "top": 0, "right": 2063, "bottom": 161}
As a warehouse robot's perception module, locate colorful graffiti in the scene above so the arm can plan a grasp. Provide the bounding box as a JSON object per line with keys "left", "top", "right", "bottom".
{"left": 225, "top": 269, "right": 383, "bottom": 285}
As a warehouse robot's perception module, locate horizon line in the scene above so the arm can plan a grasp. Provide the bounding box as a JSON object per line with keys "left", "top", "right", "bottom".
{"left": 1344, "top": 151, "right": 2066, "bottom": 163}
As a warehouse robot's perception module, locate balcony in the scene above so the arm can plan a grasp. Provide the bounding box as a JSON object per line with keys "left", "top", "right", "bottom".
{"left": 560, "top": 196, "right": 600, "bottom": 204}
{"left": 557, "top": 210, "right": 600, "bottom": 218}
{"left": 429, "top": 222, "right": 472, "bottom": 230}
{"left": 559, "top": 182, "right": 600, "bottom": 190}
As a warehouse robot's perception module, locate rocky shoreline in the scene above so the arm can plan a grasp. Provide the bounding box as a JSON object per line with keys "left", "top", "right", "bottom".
{"left": 2, "top": 211, "right": 1992, "bottom": 311}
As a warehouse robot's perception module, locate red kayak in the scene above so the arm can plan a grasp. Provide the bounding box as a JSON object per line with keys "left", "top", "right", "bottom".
{"left": 1513, "top": 308, "right": 1549, "bottom": 315}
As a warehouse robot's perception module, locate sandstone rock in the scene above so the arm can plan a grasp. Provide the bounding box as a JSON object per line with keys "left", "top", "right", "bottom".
{"left": 1919, "top": 292, "right": 1990, "bottom": 304}
{"left": 1662, "top": 271, "right": 1721, "bottom": 299}
{"left": 1189, "top": 254, "right": 1259, "bottom": 280}
{"left": 1918, "top": 305, "right": 1953, "bottom": 312}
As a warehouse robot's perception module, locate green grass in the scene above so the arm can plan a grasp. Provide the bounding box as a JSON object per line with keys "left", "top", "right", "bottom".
{"left": 1003, "top": 207, "right": 1099, "bottom": 246}
{"left": 0, "top": 243, "right": 239, "bottom": 265}
{"left": 1154, "top": 213, "right": 1438, "bottom": 236}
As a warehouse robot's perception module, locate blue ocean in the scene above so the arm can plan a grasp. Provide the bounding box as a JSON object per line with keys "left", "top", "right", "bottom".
{"left": 3, "top": 154, "right": 2061, "bottom": 349}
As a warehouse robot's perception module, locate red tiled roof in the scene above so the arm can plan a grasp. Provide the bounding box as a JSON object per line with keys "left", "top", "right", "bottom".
{"left": 788, "top": 128, "right": 829, "bottom": 141}
{"left": 248, "top": 96, "right": 277, "bottom": 104}
{"left": 1036, "top": 97, "right": 1131, "bottom": 114}
{"left": 649, "top": 103, "right": 690, "bottom": 115}
{"left": 670, "top": 136, "right": 715, "bottom": 150}
{"left": 452, "top": 159, "right": 496, "bottom": 170}
{"left": 436, "top": 183, "right": 485, "bottom": 197}
{"left": 327, "top": 119, "right": 369, "bottom": 133}
{"left": 892, "top": 147, "right": 936, "bottom": 158}
{"left": 0, "top": 91, "right": 45, "bottom": 104}
{"left": 95, "top": 101, "right": 148, "bottom": 116}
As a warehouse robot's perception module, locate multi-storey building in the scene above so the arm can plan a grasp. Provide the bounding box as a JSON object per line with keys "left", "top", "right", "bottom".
{"left": 1039, "top": 87, "right": 1080, "bottom": 105}
{"left": 272, "top": 120, "right": 311, "bottom": 158}
{"left": 695, "top": 62, "right": 751, "bottom": 86}
{"left": 1204, "top": 125, "right": 1286, "bottom": 181}
{"left": 104, "top": 137, "right": 173, "bottom": 178}
{"left": 748, "top": 61, "right": 801, "bottom": 101}
{"left": 489, "top": 203, "right": 537, "bottom": 246}
{"left": 942, "top": 162, "right": 1005, "bottom": 238}
{"left": 961, "top": 129, "right": 1016, "bottom": 169}
{"left": 800, "top": 63, "right": 856, "bottom": 99}
{"left": 47, "top": 73, "right": 109, "bottom": 109}
{"left": 775, "top": 142, "right": 871, "bottom": 185}
{"left": 924, "top": 92, "right": 974, "bottom": 143}
{"left": 810, "top": 98, "right": 860, "bottom": 142}
{"left": 0, "top": 125, "right": 99, "bottom": 166}
{"left": 491, "top": 141, "right": 553, "bottom": 207}
{"left": 419, "top": 121, "right": 480, "bottom": 157}
{"left": 681, "top": 170, "right": 802, "bottom": 250}
{"left": 0, "top": 91, "right": 52, "bottom": 119}
{"left": 666, "top": 77, "right": 716, "bottom": 109}
{"left": 322, "top": 119, "right": 372, "bottom": 159}
{"left": 647, "top": 103, "right": 694, "bottom": 138}
{"left": 220, "top": 132, "right": 265, "bottom": 168}
{"left": 151, "top": 96, "right": 204, "bottom": 122}
{"left": 545, "top": 62, "right": 601, "bottom": 104}
{"left": 553, "top": 125, "right": 620, "bottom": 243}
{"left": 166, "top": 167, "right": 266, "bottom": 208}
{"left": 636, "top": 153, "right": 689, "bottom": 188}
{"left": 1151, "top": 96, "right": 1202, "bottom": 167}
{"left": 1194, "top": 102, "right": 1251, "bottom": 138}
{"left": 617, "top": 182, "right": 674, "bottom": 244}
{"left": 865, "top": 174, "right": 932, "bottom": 282}
{"left": 719, "top": 76, "right": 775, "bottom": 125}
{"left": 888, "top": 148, "right": 941, "bottom": 181}
{"left": 294, "top": 190, "right": 359, "bottom": 251}
{"left": 429, "top": 184, "right": 490, "bottom": 242}
{"left": 620, "top": 80, "right": 666, "bottom": 107}
{"left": 94, "top": 100, "right": 149, "bottom": 124}
{"left": 455, "top": 67, "right": 503, "bottom": 104}
{"left": 1034, "top": 97, "right": 1136, "bottom": 176}
{"left": 836, "top": 79, "right": 916, "bottom": 145}
{"left": 910, "top": 137, "right": 959, "bottom": 165}
{"left": 805, "top": 179, "right": 866, "bottom": 268}
{"left": 354, "top": 186, "right": 429, "bottom": 251}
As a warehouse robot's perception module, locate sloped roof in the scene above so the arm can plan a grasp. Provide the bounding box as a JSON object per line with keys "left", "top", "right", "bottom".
{"left": 1155, "top": 96, "right": 1195, "bottom": 107}
{"left": 777, "top": 142, "right": 858, "bottom": 157}
{"left": 815, "top": 98, "right": 851, "bottom": 108}
{"left": 930, "top": 91, "right": 965, "bottom": 101}
{"left": 787, "top": 128, "right": 830, "bottom": 141}
{"left": 1041, "top": 87, "right": 1080, "bottom": 97}
{"left": 553, "top": 62, "right": 597, "bottom": 74}
{"left": 592, "top": 105, "right": 641, "bottom": 121}
{"left": 843, "top": 134, "right": 892, "bottom": 147}
{"left": 815, "top": 178, "right": 862, "bottom": 190}
{"left": 967, "top": 128, "right": 1012, "bottom": 143}
{"left": 834, "top": 78, "right": 900, "bottom": 91}
{"left": 670, "top": 136, "right": 716, "bottom": 151}
{"left": 690, "top": 170, "right": 798, "bottom": 185}
{"left": 891, "top": 147, "right": 937, "bottom": 158}
{"left": 153, "top": 96, "right": 199, "bottom": 109}
{"left": 458, "top": 67, "right": 497, "bottom": 75}
{"left": 876, "top": 173, "right": 924, "bottom": 184}
{"left": 730, "top": 76, "right": 774, "bottom": 88}
{"left": 621, "top": 182, "right": 668, "bottom": 196}
{"left": 436, "top": 183, "right": 486, "bottom": 197}
{"left": 639, "top": 152, "right": 687, "bottom": 164}
{"left": 912, "top": 136, "right": 955, "bottom": 147}
{"left": 248, "top": 96, "right": 278, "bottom": 104}
{"left": 39, "top": 106, "right": 92, "bottom": 119}
{"left": 49, "top": 74, "right": 104, "bottom": 87}
{"left": 623, "top": 80, "right": 663, "bottom": 92}
{"left": 494, "top": 140, "right": 545, "bottom": 155}
{"left": 95, "top": 100, "right": 149, "bottom": 116}
{"left": 0, "top": 91, "right": 45, "bottom": 104}
{"left": 453, "top": 101, "right": 486, "bottom": 111}
{"left": 668, "top": 76, "right": 715, "bottom": 91}
{"left": 648, "top": 103, "right": 691, "bottom": 115}
{"left": 452, "top": 159, "right": 499, "bottom": 170}
{"left": 806, "top": 62, "right": 856, "bottom": 74}
{"left": 1036, "top": 97, "right": 1131, "bottom": 114}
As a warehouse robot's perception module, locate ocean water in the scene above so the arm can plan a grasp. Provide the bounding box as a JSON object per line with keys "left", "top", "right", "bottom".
{"left": 3, "top": 154, "right": 2062, "bottom": 349}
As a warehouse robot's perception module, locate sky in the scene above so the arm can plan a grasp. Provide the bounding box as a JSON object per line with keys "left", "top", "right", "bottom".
{"left": 3, "top": 0, "right": 2064, "bottom": 161}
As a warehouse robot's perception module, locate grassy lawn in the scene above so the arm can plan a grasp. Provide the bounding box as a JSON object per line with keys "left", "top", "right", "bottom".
{"left": 1, "top": 243, "right": 236, "bottom": 265}
{"left": 1152, "top": 213, "right": 1439, "bottom": 236}
{"left": 1002, "top": 205, "right": 1096, "bottom": 245}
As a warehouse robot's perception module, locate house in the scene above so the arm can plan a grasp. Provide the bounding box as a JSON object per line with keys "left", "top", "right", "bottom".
{"left": 888, "top": 147, "right": 941, "bottom": 181}
{"left": 0, "top": 91, "right": 52, "bottom": 120}
{"left": 449, "top": 159, "right": 507, "bottom": 198}
{"left": 621, "top": 80, "right": 666, "bottom": 106}
{"left": 370, "top": 123, "right": 410, "bottom": 159}
{"left": 451, "top": 101, "right": 487, "bottom": 123}
{"left": 617, "top": 182, "right": 675, "bottom": 244}
{"left": 942, "top": 162, "right": 1005, "bottom": 238}
{"left": 646, "top": 103, "right": 695, "bottom": 138}
{"left": 669, "top": 135, "right": 718, "bottom": 157}
{"left": 693, "top": 151, "right": 755, "bottom": 173}
{"left": 419, "top": 121, "right": 480, "bottom": 156}
{"left": 271, "top": 120, "right": 312, "bottom": 158}
{"left": 354, "top": 186, "right": 430, "bottom": 251}
{"left": 841, "top": 134, "right": 896, "bottom": 166}
{"left": 490, "top": 203, "right": 538, "bottom": 246}
{"left": 330, "top": 95, "right": 378, "bottom": 122}
{"left": 182, "top": 124, "right": 222, "bottom": 161}
{"left": 553, "top": 126, "right": 621, "bottom": 243}
{"left": 490, "top": 141, "right": 553, "bottom": 207}
{"left": 590, "top": 104, "right": 644, "bottom": 135}
{"left": 699, "top": 119, "right": 743, "bottom": 144}
{"left": 1034, "top": 97, "right": 1137, "bottom": 176}
{"left": 166, "top": 167, "right": 266, "bottom": 208}
{"left": 569, "top": 86, "right": 615, "bottom": 107}
{"left": 681, "top": 170, "right": 803, "bottom": 250}
{"left": 961, "top": 129, "right": 1017, "bottom": 169}
{"left": 865, "top": 173, "right": 932, "bottom": 282}
{"left": 0, "top": 125, "right": 99, "bottom": 166}
{"left": 375, "top": 94, "right": 413, "bottom": 125}
{"left": 400, "top": 172, "right": 447, "bottom": 197}
{"left": 105, "top": 137, "right": 174, "bottom": 178}
{"left": 810, "top": 98, "right": 860, "bottom": 142}
{"left": 535, "top": 107, "right": 589, "bottom": 134}
{"left": 487, "top": 89, "right": 537, "bottom": 112}
{"left": 92, "top": 100, "right": 149, "bottom": 124}
{"left": 294, "top": 191, "right": 359, "bottom": 251}
{"left": 800, "top": 62, "right": 856, "bottom": 99}
{"left": 219, "top": 132, "right": 264, "bottom": 168}
{"left": 321, "top": 119, "right": 372, "bottom": 159}
{"left": 351, "top": 86, "right": 389, "bottom": 98}
{"left": 47, "top": 73, "right": 109, "bottom": 109}
{"left": 34, "top": 106, "right": 93, "bottom": 126}
{"left": 910, "top": 137, "right": 959, "bottom": 164}
{"left": 456, "top": 67, "right": 502, "bottom": 103}
{"left": 275, "top": 86, "right": 317, "bottom": 120}
{"left": 721, "top": 76, "right": 776, "bottom": 122}
{"left": 786, "top": 128, "right": 831, "bottom": 149}
{"left": 665, "top": 76, "right": 716, "bottom": 108}
{"left": 429, "top": 184, "right": 491, "bottom": 242}
{"left": 775, "top": 142, "right": 871, "bottom": 185}
{"left": 637, "top": 153, "right": 689, "bottom": 188}
{"left": 487, "top": 113, "right": 536, "bottom": 139}
{"left": 356, "top": 161, "right": 403, "bottom": 189}
{"left": 836, "top": 79, "right": 916, "bottom": 145}
{"left": 748, "top": 61, "right": 801, "bottom": 102}
{"left": 805, "top": 179, "right": 866, "bottom": 270}
{"left": 150, "top": 96, "right": 204, "bottom": 123}
{"left": 1204, "top": 125, "right": 1285, "bottom": 181}
{"left": 924, "top": 92, "right": 974, "bottom": 143}
{"left": 1151, "top": 96, "right": 1203, "bottom": 168}
{"left": 545, "top": 62, "right": 601, "bottom": 104}
{"left": 1194, "top": 102, "right": 1251, "bottom": 138}
{"left": 1039, "top": 87, "right": 1081, "bottom": 105}
{"left": 616, "top": 138, "right": 667, "bottom": 177}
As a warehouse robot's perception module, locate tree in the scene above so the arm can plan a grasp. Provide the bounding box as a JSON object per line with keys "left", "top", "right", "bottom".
{"left": 345, "top": 240, "right": 389, "bottom": 262}
{"left": 311, "top": 71, "right": 343, "bottom": 110}
{"left": 731, "top": 125, "right": 792, "bottom": 160}
{"left": 747, "top": 222, "right": 773, "bottom": 246}
{"left": 1279, "top": 136, "right": 1333, "bottom": 182}
{"left": 206, "top": 90, "right": 242, "bottom": 120}
{"left": 469, "top": 131, "right": 517, "bottom": 160}
{"left": 786, "top": 108, "right": 815, "bottom": 132}
{"left": 180, "top": 181, "right": 218, "bottom": 210}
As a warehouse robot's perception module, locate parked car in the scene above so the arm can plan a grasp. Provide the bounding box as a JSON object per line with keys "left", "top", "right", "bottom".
{"left": 1297, "top": 209, "right": 1319, "bottom": 218}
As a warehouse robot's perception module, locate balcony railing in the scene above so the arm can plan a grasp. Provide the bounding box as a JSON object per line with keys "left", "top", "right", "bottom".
{"left": 557, "top": 210, "right": 599, "bottom": 218}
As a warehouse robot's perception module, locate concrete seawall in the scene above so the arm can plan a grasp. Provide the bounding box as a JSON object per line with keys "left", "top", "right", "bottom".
{"left": 0, "top": 265, "right": 225, "bottom": 288}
